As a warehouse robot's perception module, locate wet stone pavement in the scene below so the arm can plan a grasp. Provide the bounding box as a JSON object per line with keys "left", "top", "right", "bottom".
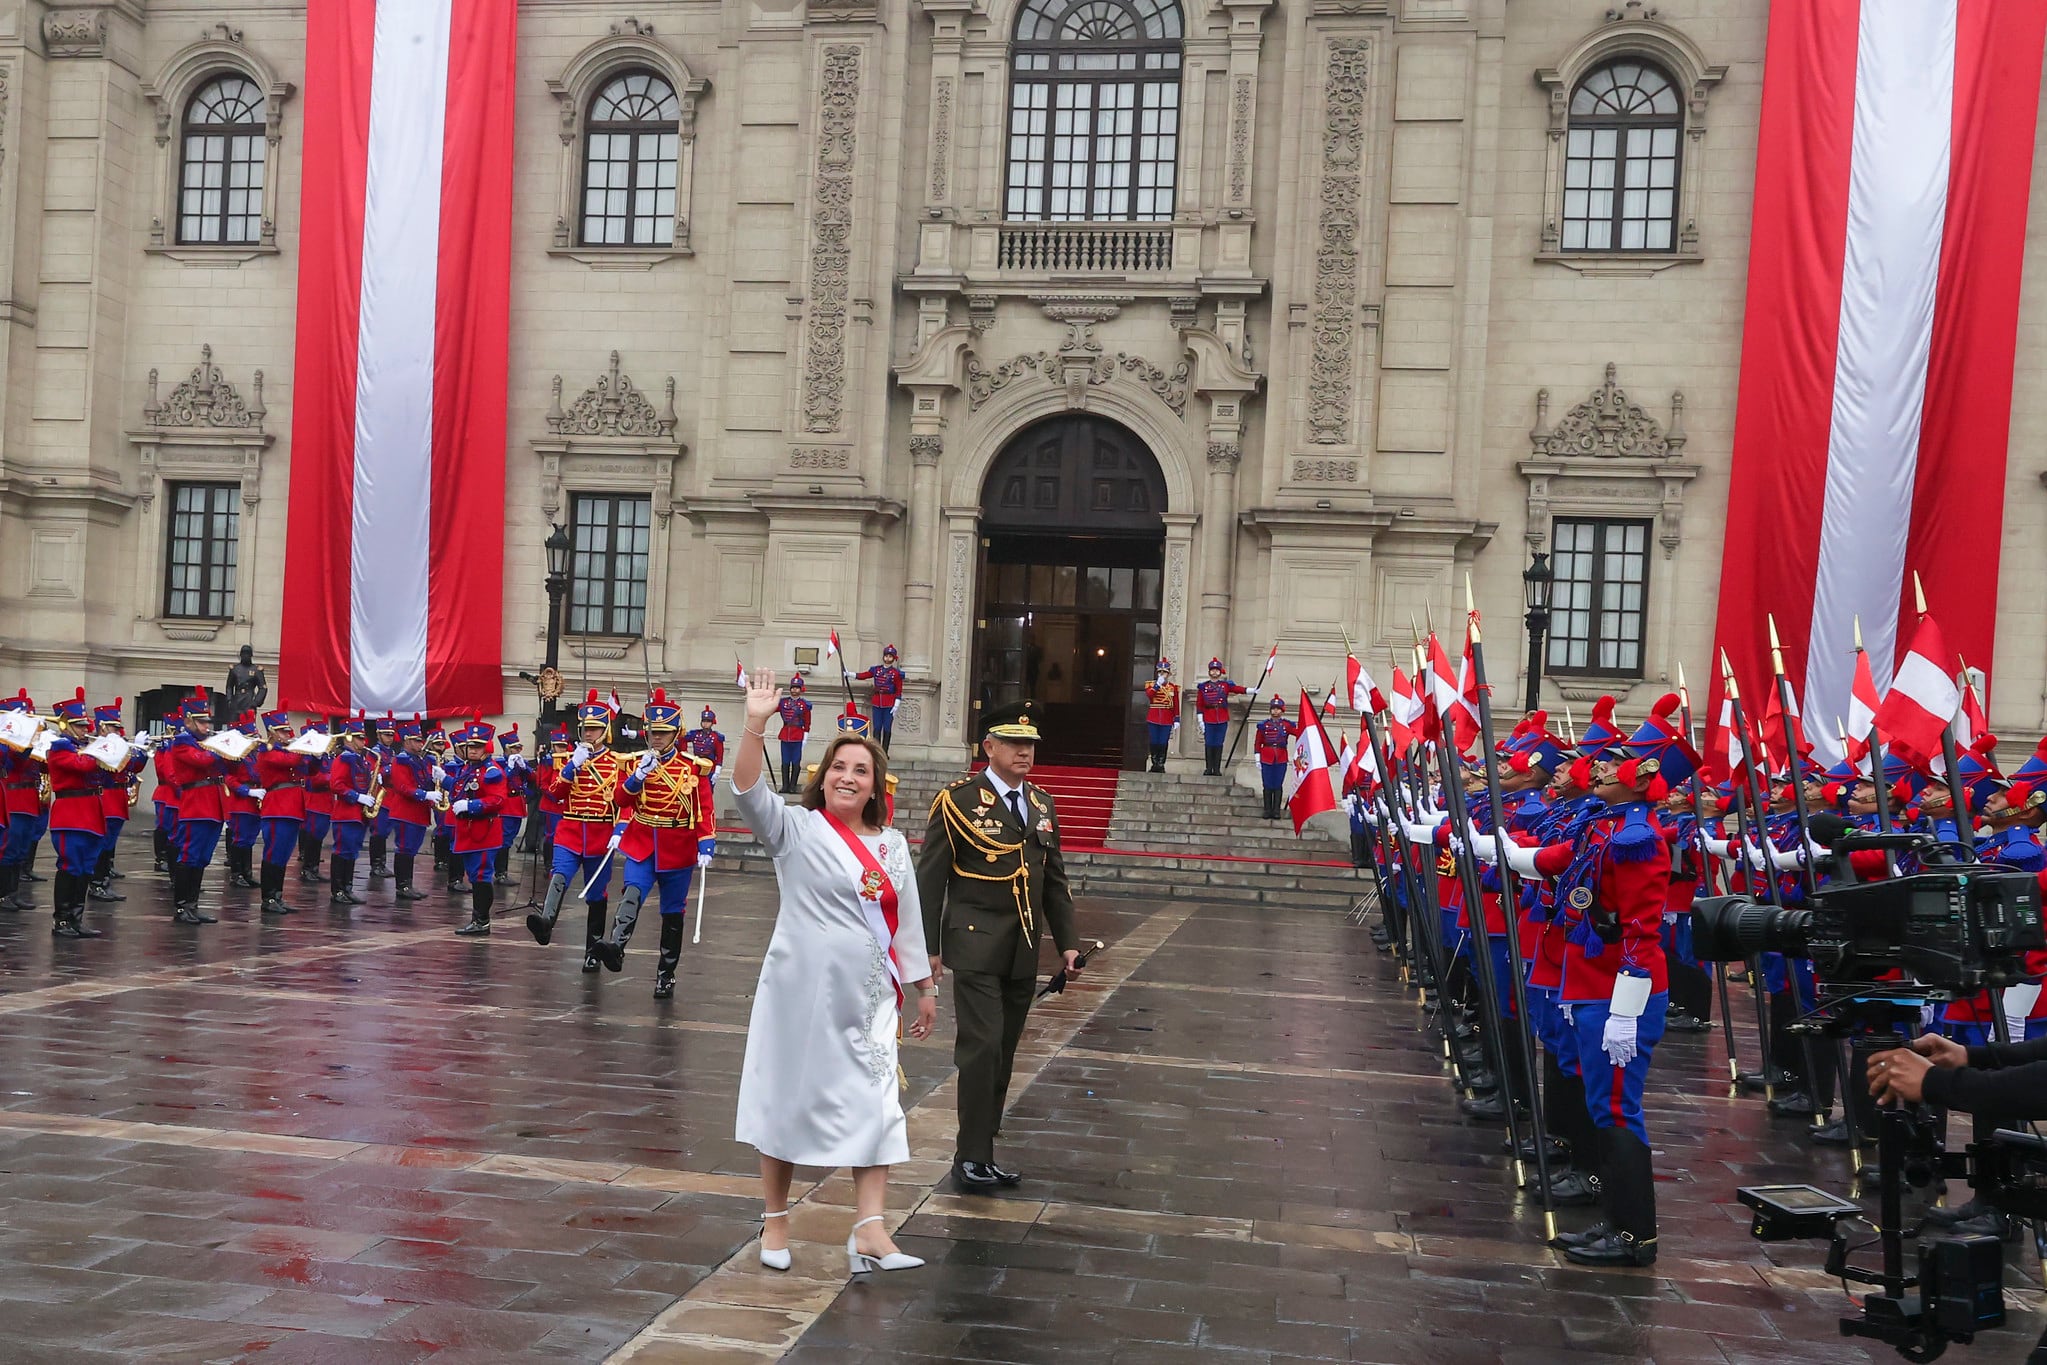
{"left": 0, "top": 842, "right": 2035, "bottom": 1363}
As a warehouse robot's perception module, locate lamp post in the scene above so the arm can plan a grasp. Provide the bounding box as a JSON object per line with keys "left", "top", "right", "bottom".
{"left": 541, "top": 522, "right": 572, "bottom": 734}
{"left": 1521, "top": 551, "right": 1554, "bottom": 714}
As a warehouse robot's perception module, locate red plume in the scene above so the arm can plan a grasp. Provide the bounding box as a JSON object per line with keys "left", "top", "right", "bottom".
{"left": 1649, "top": 693, "right": 1680, "bottom": 723}
{"left": 1590, "top": 695, "right": 1615, "bottom": 731}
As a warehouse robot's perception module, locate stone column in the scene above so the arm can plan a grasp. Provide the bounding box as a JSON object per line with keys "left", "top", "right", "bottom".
{"left": 1198, "top": 440, "right": 1240, "bottom": 667}
{"left": 903, "top": 433, "right": 944, "bottom": 673}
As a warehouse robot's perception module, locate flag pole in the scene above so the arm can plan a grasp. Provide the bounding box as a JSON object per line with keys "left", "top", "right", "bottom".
{"left": 1222, "top": 644, "right": 1279, "bottom": 768}
{"left": 1914, "top": 574, "right": 1972, "bottom": 834}
{"left": 1768, "top": 617, "right": 1837, "bottom": 1129}
{"left": 1720, "top": 651, "right": 1785, "bottom": 1103}
{"left": 1679, "top": 662, "right": 1741, "bottom": 1088}
{"left": 1463, "top": 578, "right": 1556, "bottom": 1231}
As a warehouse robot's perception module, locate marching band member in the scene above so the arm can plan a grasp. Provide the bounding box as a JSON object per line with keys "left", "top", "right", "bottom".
{"left": 326, "top": 714, "right": 377, "bottom": 907}
{"left": 151, "top": 701, "right": 183, "bottom": 875}
{"left": 381, "top": 717, "right": 438, "bottom": 904}
{"left": 0, "top": 689, "right": 42, "bottom": 910}
{"left": 253, "top": 706, "right": 315, "bottom": 915}
{"left": 445, "top": 719, "right": 509, "bottom": 936}
{"left": 89, "top": 699, "right": 142, "bottom": 903}
{"left": 43, "top": 689, "right": 106, "bottom": 940}
{"left": 776, "top": 677, "right": 812, "bottom": 793}
{"left": 1140, "top": 659, "right": 1178, "bottom": 773}
{"left": 224, "top": 713, "right": 264, "bottom": 891}
{"left": 159, "top": 688, "right": 230, "bottom": 924}
{"left": 496, "top": 726, "right": 532, "bottom": 884}
{"left": 597, "top": 690, "right": 717, "bottom": 997}
{"left": 299, "top": 723, "right": 333, "bottom": 886}
{"left": 528, "top": 691, "right": 623, "bottom": 969}
{"left": 367, "top": 713, "right": 399, "bottom": 880}
{"left": 537, "top": 726, "right": 569, "bottom": 848}
{"left": 856, "top": 645, "right": 906, "bottom": 754}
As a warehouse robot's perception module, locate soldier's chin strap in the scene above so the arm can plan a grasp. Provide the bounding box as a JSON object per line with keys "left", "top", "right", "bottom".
{"left": 933, "top": 786, "right": 1036, "bottom": 950}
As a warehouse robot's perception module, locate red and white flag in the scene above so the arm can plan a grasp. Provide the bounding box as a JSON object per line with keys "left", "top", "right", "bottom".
{"left": 1844, "top": 647, "right": 1883, "bottom": 764}
{"left": 1704, "top": 694, "right": 1746, "bottom": 784}
{"left": 1710, "top": 1, "right": 2046, "bottom": 760}
{"left": 1284, "top": 691, "right": 1340, "bottom": 834}
{"left": 1876, "top": 615, "right": 1963, "bottom": 767}
{"left": 735, "top": 660, "right": 749, "bottom": 691}
{"left": 1425, "top": 634, "right": 1479, "bottom": 755}
{"left": 280, "top": 0, "right": 518, "bottom": 716}
{"left": 1344, "top": 652, "right": 1386, "bottom": 715}
{"left": 1388, "top": 666, "right": 1422, "bottom": 753}
{"left": 1958, "top": 665, "right": 1989, "bottom": 749}
{"left": 826, "top": 629, "right": 842, "bottom": 660}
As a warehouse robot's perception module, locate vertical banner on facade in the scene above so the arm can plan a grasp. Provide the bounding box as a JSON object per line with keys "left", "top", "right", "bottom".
{"left": 1709, "top": 0, "right": 2045, "bottom": 757}
{"left": 281, "top": 0, "right": 515, "bottom": 716}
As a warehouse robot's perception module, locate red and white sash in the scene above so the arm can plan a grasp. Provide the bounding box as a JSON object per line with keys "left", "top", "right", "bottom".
{"left": 820, "top": 811, "right": 903, "bottom": 1012}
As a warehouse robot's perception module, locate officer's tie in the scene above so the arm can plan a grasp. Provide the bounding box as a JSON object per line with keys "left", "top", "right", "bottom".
{"left": 1007, "top": 791, "right": 1025, "bottom": 829}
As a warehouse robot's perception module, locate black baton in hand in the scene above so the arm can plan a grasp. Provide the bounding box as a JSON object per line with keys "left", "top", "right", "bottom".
{"left": 1038, "top": 940, "right": 1107, "bottom": 999}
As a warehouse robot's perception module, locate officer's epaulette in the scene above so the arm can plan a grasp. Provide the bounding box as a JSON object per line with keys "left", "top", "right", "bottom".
{"left": 1609, "top": 802, "right": 1661, "bottom": 863}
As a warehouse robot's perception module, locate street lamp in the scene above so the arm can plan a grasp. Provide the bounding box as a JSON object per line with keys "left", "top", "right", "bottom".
{"left": 1522, "top": 551, "right": 1554, "bottom": 714}
{"left": 541, "top": 522, "right": 572, "bottom": 732}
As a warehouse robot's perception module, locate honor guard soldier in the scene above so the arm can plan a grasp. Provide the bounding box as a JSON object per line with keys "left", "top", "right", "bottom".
{"left": 528, "top": 691, "right": 624, "bottom": 969}
{"left": 597, "top": 689, "right": 718, "bottom": 996}
{"left": 776, "top": 676, "right": 813, "bottom": 792}
{"left": 496, "top": 726, "right": 532, "bottom": 883}
{"left": 857, "top": 645, "right": 906, "bottom": 753}
{"left": 537, "top": 726, "right": 570, "bottom": 847}
{"left": 381, "top": 717, "right": 439, "bottom": 903}
{"left": 1189, "top": 659, "right": 1247, "bottom": 776}
{"left": 445, "top": 719, "right": 509, "bottom": 936}
{"left": 151, "top": 701, "right": 182, "bottom": 875}
{"left": 326, "top": 713, "right": 377, "bottom": 906}
{"left": 299, "top": 725, "right": 333, "bottom": 885}
{"left": 160, "top": 688, "right": 231, "bottom": 924}
{"left": 367, "top": 713, "right": 400, "bottom": 879}
{"left": 89, "top": 698, "right": 142, "bottom": 902}
{"left": 916, "top": 700, "right": 1082, "bottom": 1192}
{"left": 43, "top": 689, "right": 107, "bottom": 940}
{"left": 0, "top": 689, "right": 42, "bottom": 910}
{"left": 253, "top": 706, "right": 314, "bottom": 916}
{"left": 687, "top": 707, "right": 726, "bottom": 776}
{"left": 224, "top": 714, "right": 264, "bottom": 890}
{"left": 1254, "top": 697, "right": 1296, "bottom": 820}
{"left": 1140, "top": 659, "right": 1179, "bottom": 773}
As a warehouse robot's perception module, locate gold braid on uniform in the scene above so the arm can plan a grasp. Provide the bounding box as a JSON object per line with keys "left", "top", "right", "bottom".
{"left": 930, "top": 785, "right": 1037, "bottom": 949}
{"left": 638, "top": 750, "right": 709, "bottom": 823}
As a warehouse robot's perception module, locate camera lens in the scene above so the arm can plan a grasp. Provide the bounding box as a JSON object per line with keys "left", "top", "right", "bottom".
{"left": 1691, "top": 894, "right": 1814, "bottom": 962}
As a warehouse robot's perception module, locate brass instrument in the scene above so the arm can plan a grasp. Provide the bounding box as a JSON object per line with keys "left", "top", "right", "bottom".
{"left": 364, "top": 748, "right": 386, "bottom": 819}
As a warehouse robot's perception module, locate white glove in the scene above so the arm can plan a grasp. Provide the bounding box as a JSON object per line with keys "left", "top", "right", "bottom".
{"left": 507, "top": 754, "right": 527, "bottom": 770}
{"left": 1470, "top": 836, "right": 1499, "bottom": 865}
{"left": 634, "top": 750, "right": 659, "bottom": 777}
{"left": 128, "top": 739, "right": 150, "bottom": 759}
{"left": 1766, "top": 844, "right": 1805, "bottom": 871}
{"left": 248, "top": 788, "right": 268, "bottom": 800}
{"left": 1601, "top": 1012, "right": 1639, "bottom": 1068}
{"left": 1662, "top": 910, "right": 1678, "bottom": 925}
{"left": 452, "top": 799, "right": 476, "bottom": 816}
{"left": 354, "top": 792, "right": 375, "bottom": 808}
{"left": 1704, "top": 836, "right": 1734, "bottom": 858}
{"left": 2004, "top": 983, "right": 2041, "bottom": 1042}
{"left": 1447, "top": 834, "right": 1465, "bottom": 857}
{"left": 571, "top": 743, "right": 593, "bottom": 766}
{"left": 605, "top": 829, "right": 624, "bottom": 853}
{"left": 1501, "top": 841, "right": 1541, "bottom": 877}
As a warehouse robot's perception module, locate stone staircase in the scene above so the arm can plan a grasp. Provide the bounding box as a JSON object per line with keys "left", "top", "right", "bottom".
{"left": 706, "top": 759, "right": 1372, "bottom": 913}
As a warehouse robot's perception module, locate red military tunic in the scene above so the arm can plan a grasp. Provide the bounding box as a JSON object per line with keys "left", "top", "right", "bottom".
{"left": 254, "top": 746, "right": 314, "bottom": 820}
{"left": 536, "top": 755, "right": 566, "bottom": 818}
{"left": 100, "top": 745, "right": 143, "bottom": 825}
{"left": 328, "top": 748, "right": 376, "bottom": 826}
{"left": 501, "top": 759, "right": 531, "bottom": 819}
{"left": 1, "top": 746, "right": 43, "bottom": 819}
{"left": 1254, "top": 717, "right": 1296, "bottom": 764}
{"left": 1191, "top": 678, "right": 1246, "bottom": 724}
{"left": 305, "top": 756, "right": 333, "bottom": 818}
{"left": 1142, "top": 681, "right": 1179, "bottom": 725}
{"left": 444, "top": 758, "right": 508, "bottom": 853}
{"left": 545, "top": 749, "right": 624, "bottom": 855}
{"left": 777, "top": 697, "right": 812, "bottom": 744}
{"left": 44, "top": 739, "right": 106, "bottom": 836}
{"left": 161, "top": 734, "right": 233, "bottom": 822}
{"left": 618, "top": 747, "right": 717, "bottom": 870}
{"left": 382, "top": 751, "right": 437, "bottom": 827}
{"left": 1533, "top": 803, "right": 1670, "bottom": 1003}
{"left": 151, "top": 746, "right": 181, "bottom": 814}
{"left": 228, "top": 758, "right": 263, "bottom": 820}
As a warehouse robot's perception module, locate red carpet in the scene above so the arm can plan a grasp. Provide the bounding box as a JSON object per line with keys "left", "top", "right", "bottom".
{"left": 961, "top": 763, "right": 1118, "bottom": 849}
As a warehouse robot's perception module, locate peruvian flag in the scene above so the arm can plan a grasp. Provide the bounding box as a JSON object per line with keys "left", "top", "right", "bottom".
{"left": 1958, "top": 665, "right": 1989, "bottom": 750}
{"left": 826, "top": 629, "right": 842, "bottom": 660}
{"left": 1845, "top": 647, "right": 1883, "bottom": 765}
{"left": 281, "top": 1, "right": 517, "bottom": 716}
{"left": 1344, "top": 651, "right": 1385, "bottom": 714}
{"left": 1284, "top": 691, "right": 1340, "bottom": 834}
{"left": 735, "top": 660, "right": 749, "bottom": 690}
{"left": 1704, "top": 694, "right": 1746, "bottom": 784}
{"left": 1425, "top": 634, "right": 1479, "bottom": 755}
{"left": 1388, "top": 666, "right": 1422, "bottom": 752}
{"left": 1710, "top": 2, "right": 2047, "bottom": 762}
{"left": 1876, "top": 614, "right": 1963, "bottom": 767}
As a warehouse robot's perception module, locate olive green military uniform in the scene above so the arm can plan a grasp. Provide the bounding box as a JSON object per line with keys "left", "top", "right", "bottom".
{"left": 916, "top": 769, "right": 1077, "bottom": 1167}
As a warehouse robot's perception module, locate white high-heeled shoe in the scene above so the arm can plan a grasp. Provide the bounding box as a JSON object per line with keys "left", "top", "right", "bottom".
{"left": 759, "top": 1208, "right": 791, "bottom": 1271}
{"left": 845, "top": 1214, "right": 923, "bottom": 1274}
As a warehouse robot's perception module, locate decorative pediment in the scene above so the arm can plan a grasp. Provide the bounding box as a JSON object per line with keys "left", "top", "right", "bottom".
{"left": 143, "top": 345, "right": 265, "bottom": 433}
{"left": 547, "top": 351, "right": 677, "bottom": 439}
{"left": 1529, "top": 363, "right": 1682, "bottom": 461}
{"left": 964, "top": 349, "right": 1189, "bottom": 416}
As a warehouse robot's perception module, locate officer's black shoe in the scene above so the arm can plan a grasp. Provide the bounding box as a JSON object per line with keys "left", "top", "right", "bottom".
{"left": 229, "top": 865, "right": 257, "bottom": 890}
{"left": 1945, "top": 1212, "right": 2009, "bottom": 1240}
{"left": 990, "top": 1163, "right": 1023, "bottom": 1186}
{"left": 396, "top": 883, "right": 428, "bottom": 902}
{"left": 1665, "top": 1011, "right": 1712, "bottom": 1033}
{"left": 1458, "top": 1092, "right": 1524, "bottom": 1123}
{"left": 1541, "top": 1171, "right": 1604, "bottom": 1206}
{"left": 1810, "top": 1118, "right": 1869, "bottom": 1148}
{"left": 1736, "top": 1070, "right": 1772, "bottom": 1093}
{"left": 953, "top": 1161, "right": 1004, "bottom": 1191}
{"left": 1563, "top": 1230, "right": 1656, "bottom": 1267}
{"left": 1463, "top": 1068, "right": 1499, "bottom": 1094}
{"left": 87, "top": 880, "right": 124, "bottom": 902}
{"left": 454, "top": 918, "right": 491, "bottom": 936}
{"left": 1508, "top": 1134, "right": 1571, "bottom": 1163}
{"left": 1767, "top": 1090, "right": 1816, "bottom": 1119}
{"left": 53, "top": 910, "right": 101, "bottom": 940}
{"left": 1549, "top": 1219, "right": 1612, "bottom": 1250}
{"left": 173, "top": 905, "right": 217, "bottom": 925}
{"left": 153, "top": 856, "right": 169, "bottom": 874}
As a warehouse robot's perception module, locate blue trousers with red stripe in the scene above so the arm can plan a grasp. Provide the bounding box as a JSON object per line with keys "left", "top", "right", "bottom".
{"left": 501, "top": 815, "right": 522, "bottom": 852}
{"left": 1530, "top": 985, "right": 1578, "bottom": 1079}
{"left": 391, "top": 820, "right": 428, "bottom": 857}
{"left": 331, "top": 820, "right": 366, "bottom": 860}
{"left": 173, "top": 818, "right": 222, "bottom": 869}
{"left": 49, "top": 828, "right": 100, "bottom": 876}
{"left": 550, "top": 843, "right": 610, "bottom": 900}
{"left": 460, "top": 849, "right": 496, "bottom": 885}
{"left": 1570, "top": 992, "right": 1668, "bottom": 1144}
{"left": 622, "top": 857, "right": 695, "bottom": 917}
{"left": 228, "top": 812, "right": 260, "bottom": 849}
{"left": 261, "top": 817, "right": 302, "bottom": 867}
{"left": 2, "top": 813, "right": 36, "bottom": 866}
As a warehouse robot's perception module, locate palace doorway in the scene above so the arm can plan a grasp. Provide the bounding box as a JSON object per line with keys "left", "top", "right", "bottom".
{"left": 970, "top": 416, "right": 1166, "bottom": 769}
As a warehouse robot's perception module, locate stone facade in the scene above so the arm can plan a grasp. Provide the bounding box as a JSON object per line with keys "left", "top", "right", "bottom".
{"left": 2, "top": 0, "right": 2045, "bottom": 752}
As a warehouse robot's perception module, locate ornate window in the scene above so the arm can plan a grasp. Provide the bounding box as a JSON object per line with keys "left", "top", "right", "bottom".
{"left": 1562, "top": 60, "right": 1680, "bottom": 252}
{"left": 569, "top": 494, "right": 651, "bottom": 635}
{"left": 1004, "top": 0, "right": 1182, "bottom": 222}
{"left": 177, "top": 75, "right": 267, "bottom": 246}
{"left": 163, "top": 482, "right": 240, "bottom": 619}
{"left": 580, "top": 71, "right": 681, "bottom": 248}
{"left": 1547, "top": 518, "right": 1649, "bottom": 678}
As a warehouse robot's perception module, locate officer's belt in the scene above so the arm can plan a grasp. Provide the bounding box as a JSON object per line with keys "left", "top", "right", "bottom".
{"left": 634, "top": 815, "right": 686, "bottom": 828}
{"left": 2, "top": 782, "right": 35, "bottom": 791}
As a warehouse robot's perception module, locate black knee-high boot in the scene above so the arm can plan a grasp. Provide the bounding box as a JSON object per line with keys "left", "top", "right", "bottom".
{"left": 1565, "top": 1128, "right": 1657, "bottom": 1266}
{"left": 598, "top": 884, "right": 644, "bottom": 972}
{"left": 456, "top": 880, "right": 493, "bottom": 934}
{"left": 1204, "top": 745, "right": 1221, "bottom": 776}
{"left": 153, "top": 827, "right": 170, "bottom": 872}
{"left": 653, "top": 915, "right": 685, "bottom": 999}
{"left": 582, "top": 897, "right": 607, "bottom": 972}
{"left": 368, "top": 833, "right": 389, "bottom": 877}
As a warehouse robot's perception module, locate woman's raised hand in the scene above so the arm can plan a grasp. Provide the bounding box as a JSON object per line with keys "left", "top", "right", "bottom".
{"left": 744, "top": 669, "right": 783, "bottom": 728}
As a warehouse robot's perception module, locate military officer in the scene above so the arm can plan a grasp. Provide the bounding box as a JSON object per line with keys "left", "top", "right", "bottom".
{"left": 0, "top": 689, "right": 43, "bottom": 910}
{"left": 253, "top": 705, "right": 315, "bottom": 915}
{"left": 367, "top": 713, "right": 400, "bottom": 879}
{"left": 326, "top": 713, "right": 377, "bottom": 906}
{"left": 687, "top": 707, "right": 727, "bottom": 776}
{"left": 916, "top": 700, "right": 1082, "bottom": 1192}
{"left": 496, "top": 726, "right": 532, "bottom": 883}
{"left": 298, "top": 726, "right": 333, "bottom": 886}
{"left": 528, "top": 690, "right": 623, "bottom": 969}
{"left": 445, "top": 719, "right": 509, "bottom": 936}
{"left": 1140, "top": 659, "right": 1179, "bottom": 773}
{"left": 42, "top": 689, "right": 107, "bottom": 940}
{"left": 224, "top": 714, "right": 264, "bottom": 891}
{"left": 381, "top": 717, "right": 439, "bottom": 903}
{"left": 597, "top": 688, "right": 718, "bottom": 997}
{"left": 1188, "top": 659, "right": 1247, "bottom": 776}
{"left": 151, "top": 701, "right": 183, "bottom": 875}
{"left": 159, "top": 687, "right": 230, "bottom": 924}
{"left": 776, "top": 675, "right": 812, "bottom": 792}
{"left": 1254, "top": 696, "right": 1296, "bottom": 820}
{"left": 856, "top": 645, "right": 906, "bottom": 753}
{"left": 88, "top": 698, "right": 143, "bottom": 902}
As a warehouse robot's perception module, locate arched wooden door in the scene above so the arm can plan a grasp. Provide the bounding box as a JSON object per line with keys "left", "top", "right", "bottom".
{"left": 971, "top": 417, "right": 1167, "bottom": 769}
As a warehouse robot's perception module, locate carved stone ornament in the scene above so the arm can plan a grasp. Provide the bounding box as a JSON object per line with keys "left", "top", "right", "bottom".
{"left": 1308, "top": 40, "right": 1370, "bottom": 445}
{"left": 1530, "top": 363, "right": 1683, "bottom": 461}
{"left": 1228, "top": 78, "right": 1253, "bottom": 203}
{"left": 788, "top": 445, "right": 851, "bottom": 470}
{"left": 609, "top": 17, "right": 656, "bottom": 36}
{"left": 547, "top": 351, "right": 678, "bottom": 438}
{"left": 929, "top": 78, "right": 952, "bottom": 201}
{"left": 1206, "top": 441, "right": 1242, "bottom": 470}
{"left": 144, "top": 345, "right": 266, "bottom": 432}
{"left": 802, "top": 46, "right": 861, "bottom": 434}
{"left": 43, "top": 9, "right": 108, "bottom": 58}
{"left": 965, "top": 350, "right": 1188, "bottom": 416}
{"left": 893, "top": 697, "right": 924, "bottom": 737}
{"left": 1291, "top": 457, "right": 1358, "bottom": 482}
{"left": 808, "top": 0, "right": 880, "bottom": 21}
{"left": 908, "top": 435, "right": 944, "bottom": 466}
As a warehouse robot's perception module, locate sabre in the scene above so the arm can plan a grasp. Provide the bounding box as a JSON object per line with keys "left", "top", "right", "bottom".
{"left": 578, "top": 844, "right": 617, "bottom": 899}
{"left": 693, "top": 855, "right": 707, "bottom": 945}
{"left": 1038, "top": 939, "right": 1106, "bottom": 998}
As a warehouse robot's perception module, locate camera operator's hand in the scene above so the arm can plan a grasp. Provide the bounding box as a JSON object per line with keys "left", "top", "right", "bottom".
{"left": 1911, "top": 1033, "right": 1969, "bottom": 1069}
{"left": 1870, "top": 1045, "right": 1934, "bottom": 1105}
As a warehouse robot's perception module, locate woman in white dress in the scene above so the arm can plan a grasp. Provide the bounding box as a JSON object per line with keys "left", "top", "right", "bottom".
{"left": 730, "top": 669, "right": 938, "bottom": 1275}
